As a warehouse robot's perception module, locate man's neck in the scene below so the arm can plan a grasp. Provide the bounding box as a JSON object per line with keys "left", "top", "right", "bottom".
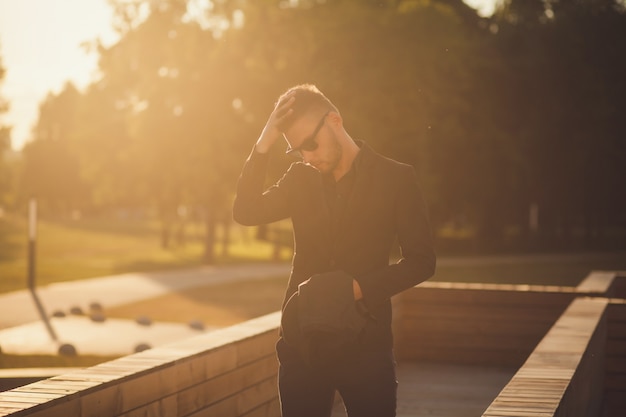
{"left": 332, "top": 138, "right": 361, "bottom": 181}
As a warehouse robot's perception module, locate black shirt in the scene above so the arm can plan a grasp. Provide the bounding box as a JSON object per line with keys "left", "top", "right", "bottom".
{"left": 322, "top": 150, "right": 363, "bottom": 242}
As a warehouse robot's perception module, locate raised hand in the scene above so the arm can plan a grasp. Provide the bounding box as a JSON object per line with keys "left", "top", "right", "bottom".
{"left": 255, "top": 93, "right": 295, "bottom": 154}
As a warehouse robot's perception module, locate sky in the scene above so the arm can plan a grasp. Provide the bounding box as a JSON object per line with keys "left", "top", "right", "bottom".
{"left": 0, "top": 0, "right": 496, "bottom": 151}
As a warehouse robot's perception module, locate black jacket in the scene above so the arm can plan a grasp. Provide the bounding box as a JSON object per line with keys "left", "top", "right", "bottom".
{"left": 281, "top": 270, "right": 368, "bottom": 367}
{"left": 233, "top": 141, "right": 436, "bottom": 350}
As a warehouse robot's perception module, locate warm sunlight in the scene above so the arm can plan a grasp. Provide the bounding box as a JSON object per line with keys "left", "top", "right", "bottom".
{"left": 0, "top": 1, "right": 624, "bottom": 415}
{"left": 0, "top": 0, "right": 496, "bottom": 151}
{"left": 0, "top": 0, "right": 118, "bottom": 150}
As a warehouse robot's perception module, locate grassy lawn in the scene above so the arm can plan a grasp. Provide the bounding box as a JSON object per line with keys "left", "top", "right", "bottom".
{"left": 0, "top": 213, "right": 289, "bottom": 294}
{"left": 106, "top": 276, "right": 288, "bottom": 327}
{"left": 432, "top": 253, "right": 626, "bottom": 286}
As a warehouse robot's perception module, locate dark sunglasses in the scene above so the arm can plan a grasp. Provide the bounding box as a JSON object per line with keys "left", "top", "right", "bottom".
{"left": 285, "top": 111, "right": 330, "bottom": 156}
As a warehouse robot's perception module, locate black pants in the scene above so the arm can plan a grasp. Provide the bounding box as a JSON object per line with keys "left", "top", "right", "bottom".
{"left": 276, "top": 338, "right": 398, "bottom": 417}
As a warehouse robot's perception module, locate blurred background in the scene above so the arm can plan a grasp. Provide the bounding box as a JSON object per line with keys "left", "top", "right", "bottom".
{"left": 1, "top": 0, "right": 625, "bottom": 293}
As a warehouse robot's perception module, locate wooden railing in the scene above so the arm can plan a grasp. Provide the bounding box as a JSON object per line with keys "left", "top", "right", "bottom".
{"left": 482, "top": 297, "right": 608, "bottom": 417}
{"left": 0, "top": 313, "right": 281, "bottom": 417}
{"left": 604, "top": 298, "right": 626, "bottom": 416}
{"left": 1, "top": 271, "right": 625, "bottom": 417}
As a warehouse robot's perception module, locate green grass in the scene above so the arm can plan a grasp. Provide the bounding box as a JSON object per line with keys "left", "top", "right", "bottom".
{"left": 3, "top": 212, "right": 625, "bottom": 294}
{"left": 106, "top": 275, "right": 288, "bottom": 327}
{"left": 0, "top": 213, "right": 289, "bottom": 294}
{"left": 432, "top": 254, "right": 626, "bottom": 286}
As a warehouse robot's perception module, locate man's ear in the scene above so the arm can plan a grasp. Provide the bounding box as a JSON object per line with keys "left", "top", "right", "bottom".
{"left": 327, "top": 111, "right": 343, "bottom": 128}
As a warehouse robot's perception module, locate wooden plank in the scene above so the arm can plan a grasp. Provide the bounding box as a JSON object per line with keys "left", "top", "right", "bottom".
{"left": 240, "top": 398, "right": 280, "bottom": 417}
{"left": 172, "top": 356, "right": 209, "bottom": 392}
{"left": 400, "top": 315, "right": 557, "bottom": 337}
{"left": 12, "top": 385, "right": 79, "bottom": 396}
{"left": 15, "top": 398, "right": 81, "bottom": 417}
{"left": 0, "top": 392, "right": 62, "bottom": 402}
{"left": 403, "top": 288, "right": 573, "bottom": 306}
{"left": 576, "top": 271, "right": 616, "bottom": 295}
{"left": 0, "top": 406, "right": 27, "bottom": 417}
{"left": 117, "top": 394, "right": 177, "bottom": 417}
{"left": 604, "top": 373, "right": 626, "bottom": 390}
{"left": 237, "top": 377, "right": 278, "bottom": 416}
{"left": 184, "top": 395, "right": 238, "bottom": 417}
{"left": 236, "top": 330, "right": 278, "bottom": 367}
{"left": 117, "top": 363, "right": 178, "bottom": 412}
{"left": 0, "top": 401, "right": 34, "bottom": 410}
{"left": 202, "top": 345, "right": 238, "bottom": 381}
{"left": 177, "top": 354, "right": 276, "bottom": 417}
{"left": 401, "top": 306, "right": 565, "bottom": 324}
{"left": 79, "top": 384, "right": 121, "bottom": 417}
{"left": 400, "top": 333, "right": 544, "bottom": 353}
{"left": 602, "top": 390, "right": 626, "bottom": 417}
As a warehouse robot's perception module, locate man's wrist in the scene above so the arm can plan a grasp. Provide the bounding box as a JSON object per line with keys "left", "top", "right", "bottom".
{"left": 254, "top": 141, "right": 271, "bottom": 154}
{"left": 353, "top": 279, "right": 363, "bottom": 300}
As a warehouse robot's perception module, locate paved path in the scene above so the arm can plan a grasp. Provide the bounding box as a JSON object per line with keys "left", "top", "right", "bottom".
{"left": 0, "top": 263, "right": 290, "bottom": 356}
{"left": 0, "top": 263, "right": 291, "bottom": 330}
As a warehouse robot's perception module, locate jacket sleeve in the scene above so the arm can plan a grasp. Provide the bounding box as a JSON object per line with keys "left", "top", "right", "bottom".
{"left": 356, "top": 165, "right": 436, "bottom": 309}
{"left": 232, "top": 147, "right": 293, "bottom": 226}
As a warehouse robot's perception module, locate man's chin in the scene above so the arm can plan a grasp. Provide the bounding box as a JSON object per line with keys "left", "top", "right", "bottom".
{"left": 306, "top": 161, "right": 336, "bottom": 175}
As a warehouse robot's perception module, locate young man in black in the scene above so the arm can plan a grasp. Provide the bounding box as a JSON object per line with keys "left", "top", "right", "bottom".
{"left": 233, "top": 84, "right": 436, "bottom": 417}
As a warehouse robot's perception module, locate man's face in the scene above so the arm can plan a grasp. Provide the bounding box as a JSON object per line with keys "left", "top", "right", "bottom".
{"left": 284, "top": 112, "right": 342, "bottom": 175}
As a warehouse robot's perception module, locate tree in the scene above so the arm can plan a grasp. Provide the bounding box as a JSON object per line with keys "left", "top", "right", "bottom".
{"left": 93, "top": 0, "right": 514, "bottom": 254}
{"left": 22, "top": 0, "right": 624, "bottom": 258}
{"left": 492, "top": 0, "right": 626, "bottom": 248}
{"left": 89, "top": 0, "right": 264, "bottom": 259}
{"left": 0, "top": 50, "right": 12, "bottom": 209}
{"left": 18, "top": 83, "right": 89, "bottom": 214}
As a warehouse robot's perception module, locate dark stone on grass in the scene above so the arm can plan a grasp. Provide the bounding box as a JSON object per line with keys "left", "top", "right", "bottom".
{"left": 189, "top": 320, "right": 205, "bottom": 331}
{"left": 136, "top": 316, "right": 152, "bottom": 326}
{"left": 69, "top": 306, "right": 84, "bottom": 316}
{"left": 90, "top": 312, "right": 106, "bottom": 322}
{"left": 58, "top": 343, "right": 77, "bottom": 356}
{"left": 51, "top": 310, "right": 66, "bottom": 318}
{"left": 135, "top": 343, "right": 151, "bottom": 353}
{"left": 89, "top": 302, "right": 103, "bottom": 312}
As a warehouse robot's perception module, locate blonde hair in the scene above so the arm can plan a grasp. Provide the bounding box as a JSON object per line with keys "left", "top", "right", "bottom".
{"left": 276, "top": 84, "right": 338, "bottom": 130}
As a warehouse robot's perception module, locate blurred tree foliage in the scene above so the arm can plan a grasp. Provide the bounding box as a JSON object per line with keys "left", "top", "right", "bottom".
{"left": 0, "top": 53, "right": 12, "bottom": 208}
{"left": 9, "top": 0, "right": 626, "bottom": 258}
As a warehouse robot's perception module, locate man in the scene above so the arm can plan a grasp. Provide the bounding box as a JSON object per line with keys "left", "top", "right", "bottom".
{"left": 233, "top": 84, "right": 436, "bottom": 417}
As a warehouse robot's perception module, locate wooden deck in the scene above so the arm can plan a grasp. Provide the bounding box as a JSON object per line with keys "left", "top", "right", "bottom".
{"left": 332, "top": 361, "right": 515, "bottom": 417}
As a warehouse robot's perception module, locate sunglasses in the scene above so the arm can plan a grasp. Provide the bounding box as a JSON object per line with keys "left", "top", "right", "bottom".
{"left": 285, "top": 111, "right": 330, "bottom": 156}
